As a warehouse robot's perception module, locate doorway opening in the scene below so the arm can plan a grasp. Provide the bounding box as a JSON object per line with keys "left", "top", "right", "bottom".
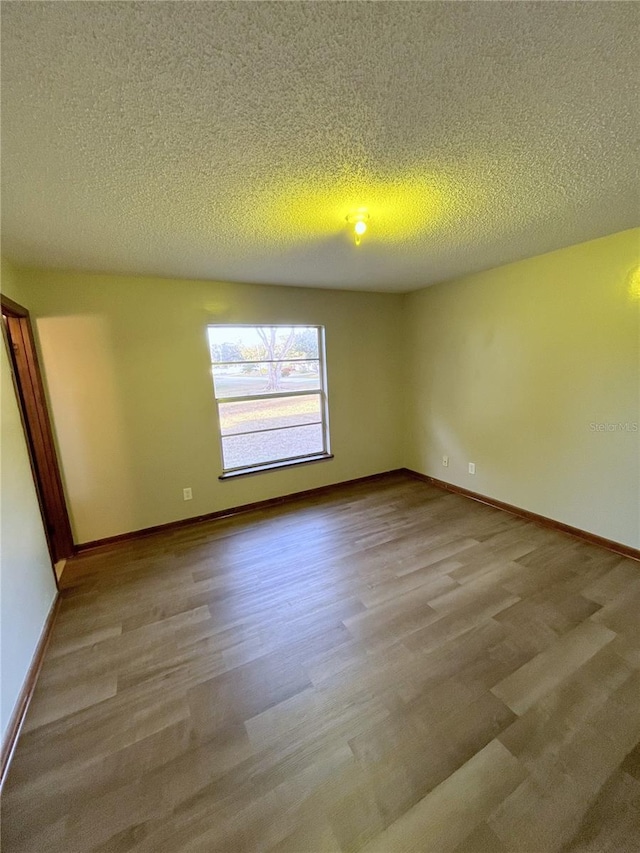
{"left": 1, "top": 294, "right": 74, "bottom": 577}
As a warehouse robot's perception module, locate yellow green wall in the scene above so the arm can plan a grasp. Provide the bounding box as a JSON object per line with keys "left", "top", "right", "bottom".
{"left": 13, "top": 269, "right": 405, "bottom": 544}
{"left": 405, "top": 228, "right": 640, "bottom": 549}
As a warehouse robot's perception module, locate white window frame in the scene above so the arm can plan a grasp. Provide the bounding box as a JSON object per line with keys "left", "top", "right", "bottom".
{"left": 208, "top": 324, "right": 331, "bottom": 478}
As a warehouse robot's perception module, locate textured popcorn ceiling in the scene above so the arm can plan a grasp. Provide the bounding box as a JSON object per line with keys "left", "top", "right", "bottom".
{"left": 1, "top": 2, "right": 638, "bottom": 292}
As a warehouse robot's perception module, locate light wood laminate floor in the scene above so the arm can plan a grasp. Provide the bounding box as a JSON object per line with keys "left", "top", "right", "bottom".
{"left": 2, "top": 473, "right": 639, "bottom": 852}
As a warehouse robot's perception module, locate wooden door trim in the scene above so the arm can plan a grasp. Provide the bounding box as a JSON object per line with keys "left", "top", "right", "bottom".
{"left": 0, "top": 292, "right": 29, "bottom": 317}
{"left": 1, "top": 294, "right": 75, "bottom": 562}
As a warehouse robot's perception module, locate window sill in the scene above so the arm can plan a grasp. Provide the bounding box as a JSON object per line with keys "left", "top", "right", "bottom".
{"left": 219, "top": 453, "right": 334, "bottom": 480}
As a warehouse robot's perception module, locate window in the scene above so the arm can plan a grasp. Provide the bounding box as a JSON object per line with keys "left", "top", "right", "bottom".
{"left": 208, "top": 325, "right": 331, "bottom": 476}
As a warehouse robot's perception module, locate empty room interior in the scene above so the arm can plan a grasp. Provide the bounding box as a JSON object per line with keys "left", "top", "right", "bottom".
{"left": 1, "top": 3, "right": 639, "bottom": 852}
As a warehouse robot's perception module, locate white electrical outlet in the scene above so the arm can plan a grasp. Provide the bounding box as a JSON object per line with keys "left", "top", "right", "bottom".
{"left": 442, "top": 455, "right": 449, "bottom": 467}
{"left": 468, "top": 463, "right": 476, "bottom": 475}
{"left": 183, "top": 487, "right": 193, "bottom": 501}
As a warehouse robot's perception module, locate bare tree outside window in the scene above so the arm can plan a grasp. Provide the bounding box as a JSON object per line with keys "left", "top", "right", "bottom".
{"left": 256, "top": 326, "right": 296, "bottom": 391}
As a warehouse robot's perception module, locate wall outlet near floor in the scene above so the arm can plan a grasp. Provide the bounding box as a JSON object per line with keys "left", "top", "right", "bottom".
{"left": 183, "top": 487, "right": 193, "bottom": 501}
{"left": 442, "top": 455, "right": 449, "bottom": 467}
{"left": 468, "top": 462, "right": 476, "bottom": 475}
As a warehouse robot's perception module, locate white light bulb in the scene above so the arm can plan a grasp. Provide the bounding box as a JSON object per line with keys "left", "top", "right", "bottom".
{"left": 354, "top": 220, "right": 367, "bottom": 236}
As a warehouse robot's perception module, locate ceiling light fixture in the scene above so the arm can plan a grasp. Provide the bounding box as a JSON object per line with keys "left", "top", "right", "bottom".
{"left": 346, "top": 210, "right": 370, "bottom": 246}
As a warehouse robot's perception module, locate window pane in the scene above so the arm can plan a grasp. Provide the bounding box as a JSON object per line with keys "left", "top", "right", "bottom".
{"left": 208, "top": 326, "right": 319, "bottom": 362}
{"left": 213, "top": 361, "right": 320, "bottom": 398}
{"left": 219, "top": 395, "right": 321, "bottom": 436}
{"left": 222, "top": 424, "right": 324, "bottom": 470}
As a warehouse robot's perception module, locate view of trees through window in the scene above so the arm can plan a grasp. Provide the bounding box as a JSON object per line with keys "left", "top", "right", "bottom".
{"left": 208, "top": 325, "right": 329, "bottom": 472}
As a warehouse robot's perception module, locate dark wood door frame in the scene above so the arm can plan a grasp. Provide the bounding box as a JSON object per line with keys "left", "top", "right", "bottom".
{"left": 2, "top": 293, "right": 75, "bottom": 569}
